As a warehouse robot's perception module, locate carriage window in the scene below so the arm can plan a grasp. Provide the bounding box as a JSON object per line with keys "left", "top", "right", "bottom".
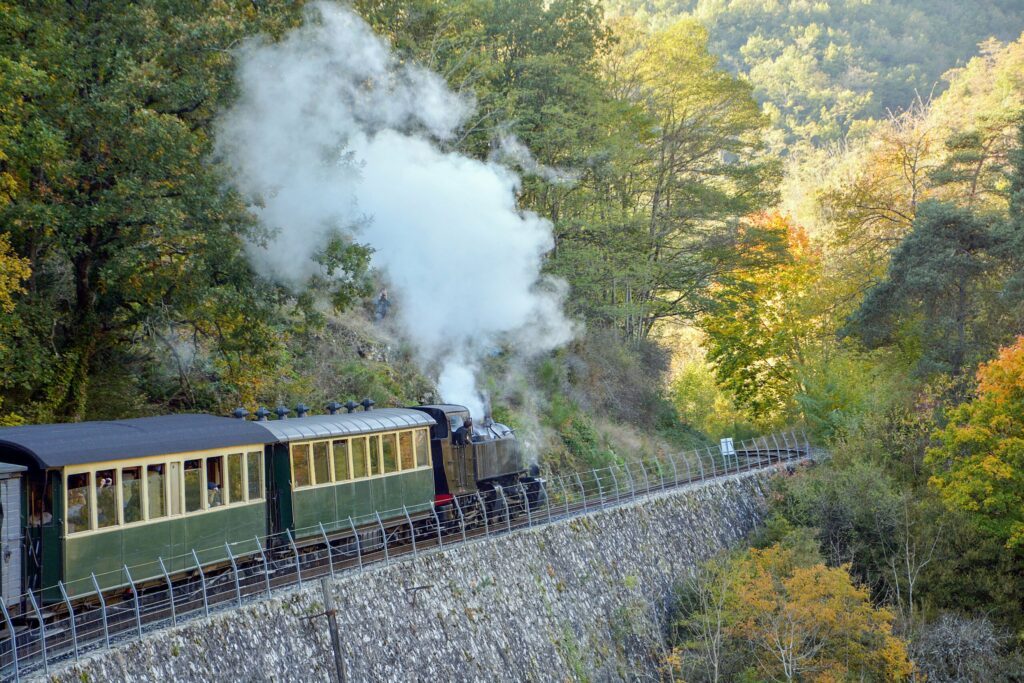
{"left": 368, "top": 435, "right": 381, "bottom": 476}
{"left": 184, "top": 459, "right": 203, "bottom": 513}
{"left": 148, "top": 464, "right": 166, "bottom": 519}
{"left": 313, "top": 441, "right": 331, "bottom": 485}
{"left": 247, "top": 451, "right": 263, "bottom": 500}
{"left": 382, "top": 434, "right": 398, "bottom": 474}
{"left": 399, "top": 432, "right": 414, "bottom": 470}
{"left": 207, "top": 456, "right": 224, "bottom": 507}
{"left": 95, "top": 469, "right": 118, "bottom": 528}
{"left": 292, "top": 444, "right": 311, "bottom": 488}
{"left": 227, "top": 452, "right": 244, "bottom": 504}
{"left": 351, "top": 438, "right": 368, "bottom": 479}
{"left": 415, "top": 428, "right": 430, "bottom": 468}
{"left": 66, "top": 473, "right": 91, "bottom": 533}
{"left": 333, "top": 440, "right": 350, "bottom": 482}
{"left": 122, "top": 466, "right": 143, "bottom": 524}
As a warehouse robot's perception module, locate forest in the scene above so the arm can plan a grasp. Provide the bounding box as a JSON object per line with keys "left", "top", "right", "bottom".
{"left": 2, "top": 0, "right": 1024, "bottom": 679}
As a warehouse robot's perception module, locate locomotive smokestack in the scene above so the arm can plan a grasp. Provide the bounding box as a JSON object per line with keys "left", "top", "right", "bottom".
{"left": 361, "top": 398, "right": 375, "bottom": 411}
{"left": 255, "top": 406, "right": 272, "bottom": 421}
{"left": 232, "top": 407, "right": 249, "bottom": 420}
{"left": 294, "top": 403, "right": 309, "bottom": 418}
{"left": 325, "top": 401, "right": 342, "bottom": 415}
{"left": 344, "top": 401, "right": 358, "bottom": 414}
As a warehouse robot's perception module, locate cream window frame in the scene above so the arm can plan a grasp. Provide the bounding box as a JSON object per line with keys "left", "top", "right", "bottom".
{"left": 331, "top": 439, "right": 351, "bottom": 483}
{"left": 119, "top": 464, "right": 146, "bottom": 528}
{"left": 63, "top": 443, "right": 266, "bottom": 538}
{"left": 311, "top": 440, "right": 332, "bottom": 486}
{"left": 287, "top": 429, "right": 432, "bottom": 491}
{"left": 246, "top": 450, "right": 264, "bottom": 501}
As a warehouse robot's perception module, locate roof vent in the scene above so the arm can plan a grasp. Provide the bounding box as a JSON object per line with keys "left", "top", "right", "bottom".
{"left": 361, "top": 398, "right": 375, "bottom": 411}
{"left": 325, "top": 401, "right": 342, "bottom": 415}
{"left": 232, "top": 407, "right": 249, "bottom": 420}
{"left": 294, "top": 403, "right": 309, "bottom": 418}
{"left": 255, "top": 406, "right": 272, "bottom": 422}
{"left": 274, "top": 405, "right": 290, "bottom": 420}
{"left": 344, "top": 400, "right": 358, "bottom": 414}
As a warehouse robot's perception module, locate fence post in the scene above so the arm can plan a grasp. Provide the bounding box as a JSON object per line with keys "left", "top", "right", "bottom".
{"left": 558, "top": 475, "right": 571, "bottom": 516}
{"left": 58, "top": 581, "right": 79, "bottom": 663}
{"left": 781, "top": 430, "right": 791, "bottom": 454}
{"left": 90, "top": 573, "right": 111, "bottom": 650}
{"left": 224, "top": 543, "right": 243, "bottom": 607}
{"left": 374, "top": 512, "right": 390, "bottom": 565}
{"left": 518, "top": 483, "right": 532, "bottom": 527}
{"left": 622, "top": 463, "right": 636, "bottom": 500}
{"left": 542, "top": 479, "right": 553, "bottom": 524}
{"left": 669, "top": 453, "right": 679, "bottom": 486}
{"left": 682, "top": 453, "right": 691, "bottom": 482}
{"left": 285, "top": 529, "right": 303, "bottom": 587}
{"left": 770, "top": 433, "right": 781, "bottom": 466}
{"left": 694, "top": 449, "right": 705, "bottom": 479}
{"left": 498, "top": 488, "right": 512, "bottom": 533}
{"left": 801, "top": 428, "right": 811, "bottom": 454}
{"left": 158, "top": 556, "right": 177, "bottom": 626}
{"left": 638, "top": 461, "right": 651, "bottom": 494}
{"left": 27, "top": 590, "right": 46, "bottom": 674}
{"left": 451, "top": 496, "right": 468, "bottom": 543}
{"left": 706, "top": 446, "right": 719, "bottom": 476}
{"left": 609, "top": 467, "right": 620, "bottom": 504}
{"left": 123, "top": 564, "right": 143, "bottom": 640}
{"left": 430, "top": 504, "right": 444, "bottom": 548}
{"left": 348, "top": 517, "right": 363, "bottom": 571}
{"left": 475, "top": 491, "right": 490, "bottom": 537}
{"left": 0, "top": 597, "right": 18, "bottom": 680}
{"left": 319, "top": 522, "right": 335, "bottom": 578}
{"left": 403, "top": 506, "right": 418, "bottom": 558}
{"left": 191, "top": 550, "right": 210, "bottom": 619}
{"left": 255, "top": 536, "right": 272, "bottom": 597}
{"left": 594, "top": 470, "right": 605, "bottom": 509}
{"left": 574, "top": 472, "right": 587, "bottom": 513}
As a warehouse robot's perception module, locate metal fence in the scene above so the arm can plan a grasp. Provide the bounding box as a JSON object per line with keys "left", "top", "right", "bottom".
{"left": 0, "top": 430, "right": 812, "bottom": 681}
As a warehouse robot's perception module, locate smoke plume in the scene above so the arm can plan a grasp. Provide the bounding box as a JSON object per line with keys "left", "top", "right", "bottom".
{"left": 215, "top": 3, "right": 575, "bottom": 416}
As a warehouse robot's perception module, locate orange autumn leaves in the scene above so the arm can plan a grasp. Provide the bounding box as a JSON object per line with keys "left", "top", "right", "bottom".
{"left": 927, "top": 336, "right": 1024, "bottom": 549}
{"left": 673, "top": 540, "right": 913, "bottom": 682}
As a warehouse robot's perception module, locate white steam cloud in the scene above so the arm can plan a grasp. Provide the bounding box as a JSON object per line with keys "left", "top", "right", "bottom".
{"left": 216, "top": 3, "right": 575, "bottom": 417}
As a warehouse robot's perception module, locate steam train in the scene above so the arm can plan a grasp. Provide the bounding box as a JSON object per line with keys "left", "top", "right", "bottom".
{"left": 0, "top": 401, "right": 534, "bottom": 608}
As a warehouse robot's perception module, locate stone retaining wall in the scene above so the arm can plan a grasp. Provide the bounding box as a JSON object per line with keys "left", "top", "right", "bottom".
{"left": 42, "top": 469, "right": 776, "bottom": 683}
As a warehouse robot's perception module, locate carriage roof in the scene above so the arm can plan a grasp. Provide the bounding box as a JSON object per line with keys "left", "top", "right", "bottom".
{"left": 0, "top": 414, "right": 273, "bottom": 469}
{"left": 251, "top": 408, "right": 435, "bottom": 443}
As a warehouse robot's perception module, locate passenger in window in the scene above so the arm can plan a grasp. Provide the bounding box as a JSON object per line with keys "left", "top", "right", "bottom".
{"left": 96, "top": 471, "right": 117, "bottom": 528}
{"left": 208, "top": 482, "right": 223, "bottom": 507}
{"left": 66, "top": 475, "right": 90, "bottom": 533}
{"left": 454, "top": 417, "right": 474, "bottom": 446}
{"left": 28, "top": 500, "right": 52, "bottom": 526}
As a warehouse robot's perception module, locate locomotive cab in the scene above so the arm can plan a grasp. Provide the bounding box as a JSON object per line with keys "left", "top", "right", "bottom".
{"left": 411, "top": 405, "right": 526, "bottom": 500}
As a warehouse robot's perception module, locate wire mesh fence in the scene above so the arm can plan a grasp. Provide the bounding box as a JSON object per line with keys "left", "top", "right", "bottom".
{"left": 0, "top": 430, "right": 813, "bottom": 681}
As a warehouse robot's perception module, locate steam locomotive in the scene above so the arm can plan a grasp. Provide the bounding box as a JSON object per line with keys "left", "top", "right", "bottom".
{"left": 0, "top": 401, "right": 533, "bottom": 608}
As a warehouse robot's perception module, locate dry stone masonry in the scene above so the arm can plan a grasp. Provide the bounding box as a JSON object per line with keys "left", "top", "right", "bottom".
{"left": 41, "top": 468, "right": 776, "bottom": 682}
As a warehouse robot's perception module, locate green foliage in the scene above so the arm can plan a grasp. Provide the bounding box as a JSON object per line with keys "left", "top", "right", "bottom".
{"left": 844, "top": 200, "right": 1018, "bottom": 379}
{"left": 607, "top": 0, "right": 1024, "bottom": 146}
{"left": 0, "top": 0, "right": 314, "bottom": 420}
{"left": 927, "top": 337, "right": 1024, "bottom": 549}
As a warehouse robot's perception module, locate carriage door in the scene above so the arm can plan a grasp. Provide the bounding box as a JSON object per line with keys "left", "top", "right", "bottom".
{"left": 0, "top": 466, "right": 25, "bottom": 606}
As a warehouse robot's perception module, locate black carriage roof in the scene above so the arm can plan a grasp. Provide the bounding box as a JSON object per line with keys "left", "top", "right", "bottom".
{"left": 0, "top": 414, "right": 273, "bottom": 469}
{"left": 413, "top": 404, "right": 469, "bottom": 414}
{"left": 252, "top": 408, "right": 435, "bottom": 443}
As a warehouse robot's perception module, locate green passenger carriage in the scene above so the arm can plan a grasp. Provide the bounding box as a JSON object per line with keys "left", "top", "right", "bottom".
{"left": 257, "top": 408, "right": 437, "bottom": 538}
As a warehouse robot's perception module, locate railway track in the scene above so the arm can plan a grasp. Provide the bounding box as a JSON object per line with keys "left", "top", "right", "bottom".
{"left": 2, "top": 435, "right": 814, "bottom": 681}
